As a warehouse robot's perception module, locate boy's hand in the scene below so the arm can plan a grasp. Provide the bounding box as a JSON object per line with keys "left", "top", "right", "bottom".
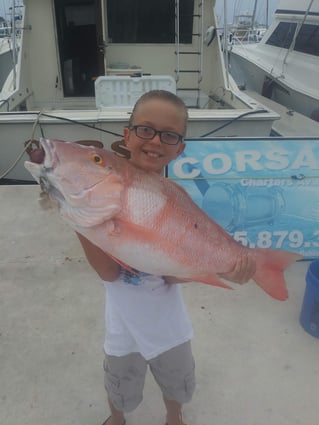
{"left": 218, "top": 253, "right": 256, "bottom": 284}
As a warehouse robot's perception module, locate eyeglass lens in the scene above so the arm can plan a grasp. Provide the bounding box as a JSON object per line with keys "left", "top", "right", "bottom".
{"left": 133, "top": 126, "right": 181, "bottom": 145}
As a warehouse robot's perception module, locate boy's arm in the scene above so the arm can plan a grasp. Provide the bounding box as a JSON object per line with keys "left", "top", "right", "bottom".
{"left": 76, "top": 233, "right": 120, "bottom": 281}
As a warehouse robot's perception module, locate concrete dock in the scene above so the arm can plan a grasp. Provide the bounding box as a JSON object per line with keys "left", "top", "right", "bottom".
{"left": 1, "top": 185, "right": 318, "bottom": 425}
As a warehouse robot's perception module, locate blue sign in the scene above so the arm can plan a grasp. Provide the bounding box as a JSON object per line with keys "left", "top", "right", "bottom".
{"left": 167, "top": 138, "right": 319, "bottom": 259}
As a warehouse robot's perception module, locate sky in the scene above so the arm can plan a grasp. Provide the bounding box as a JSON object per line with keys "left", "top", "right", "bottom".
{"left": 0, "top": 0, "right": 23, "bottom": 19}
{"left": 215, "top": 0, "right": 280, "bottom": 27}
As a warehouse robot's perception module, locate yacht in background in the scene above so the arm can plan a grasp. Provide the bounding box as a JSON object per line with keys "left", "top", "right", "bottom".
{"left": 229, "top": 14, "right": 267, "bottom": 44}
{"left": 0, "top": 2, "right": 23, "bottom": 97}
{"left": 229, "top": 0, "right": 319, "bottom": 126}
{"left": 0, "top": 0, "right": 278, "bottom": 183}
{"left": 0, "top": 23, "right": 13, "bottom": 90}
{"left": 228, "top": 0, "right": 268, "bottom": 44}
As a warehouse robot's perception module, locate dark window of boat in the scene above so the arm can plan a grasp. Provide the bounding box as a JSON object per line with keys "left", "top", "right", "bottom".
{"left": 265, "top": 22, "right": 297, "bottom": 49}
{"left": 294, "top": 24, "right": 319, "bottom": 56}
{"left": 54, "top": 0, "right": 105, "bottom": 97}
{"left": 106, "top": 0, "right": 194, "bottom": 43}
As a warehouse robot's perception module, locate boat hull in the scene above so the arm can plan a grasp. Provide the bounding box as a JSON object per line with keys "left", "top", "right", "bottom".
{"left": 0, "top": 109, "right": 275, "bottom": 182}
{"left": 230, "top": 48, "right": 319, "bottom": 121}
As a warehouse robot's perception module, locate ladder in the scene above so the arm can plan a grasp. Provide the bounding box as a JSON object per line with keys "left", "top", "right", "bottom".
{"left": 175, "top": 0, "right": 204, "bottom": 108}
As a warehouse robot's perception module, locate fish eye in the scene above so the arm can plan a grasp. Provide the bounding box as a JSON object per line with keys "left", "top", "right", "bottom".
{"left": 90, "top": 153, "right": 104, "bottom": 166}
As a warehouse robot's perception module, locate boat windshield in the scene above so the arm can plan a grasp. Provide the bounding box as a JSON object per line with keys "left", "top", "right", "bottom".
{"left": 266, "top": 21, "right": 319, "bottom": 57}
{"left": 107, "top": 0, "right": 194, "bottom": 44}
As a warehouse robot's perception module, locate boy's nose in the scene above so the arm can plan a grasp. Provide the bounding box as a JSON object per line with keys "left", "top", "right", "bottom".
{"left": 149, "top": 133, "right": 162, "bottom": 145}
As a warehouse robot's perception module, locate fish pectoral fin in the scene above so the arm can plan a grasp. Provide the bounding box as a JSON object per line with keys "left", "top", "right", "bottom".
{"left": 104, "top": 219, "right": 121, "bottom": 236}
{"left": 191, "top": 275, "right": 234, "bottom": 290}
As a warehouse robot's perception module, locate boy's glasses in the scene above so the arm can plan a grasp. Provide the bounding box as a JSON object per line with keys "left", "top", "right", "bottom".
{"left": 127, "top": 125, "right": 184, "bottom": 145}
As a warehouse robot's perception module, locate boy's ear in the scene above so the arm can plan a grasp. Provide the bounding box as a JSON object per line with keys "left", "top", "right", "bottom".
{"left": 123, "top": 127, "right": 130, "bottom": 145}
{"left": 176, "top": 141, "right": 186, "bottom": 157}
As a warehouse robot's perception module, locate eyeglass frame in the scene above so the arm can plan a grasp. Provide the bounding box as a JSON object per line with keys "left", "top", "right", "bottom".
{"left": 127, "top": 125, "right": 184, "bottom": 145}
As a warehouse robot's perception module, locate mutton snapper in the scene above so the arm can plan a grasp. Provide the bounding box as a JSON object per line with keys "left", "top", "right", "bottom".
{"left": 24, "top": 138, "right": 302, "bottom": 300}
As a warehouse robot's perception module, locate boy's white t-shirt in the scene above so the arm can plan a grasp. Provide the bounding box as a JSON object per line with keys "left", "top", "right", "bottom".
{"left": 103, "top": 269, "right": 193, "bottom": 361}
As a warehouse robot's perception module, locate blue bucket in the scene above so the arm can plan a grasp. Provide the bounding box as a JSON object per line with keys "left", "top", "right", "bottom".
{"left": 300, "top": 260, "right": 319, "bottom": 339}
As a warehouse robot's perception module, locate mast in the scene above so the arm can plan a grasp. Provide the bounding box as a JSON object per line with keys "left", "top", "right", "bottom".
{"left": 224, "top": 0, "right": 229, "bottom": 88}
{"left": 11, "top": 0, "right": 17, "bottom": 91}
{"left": 252, "top": 0, "right": 258, "bottom": 28}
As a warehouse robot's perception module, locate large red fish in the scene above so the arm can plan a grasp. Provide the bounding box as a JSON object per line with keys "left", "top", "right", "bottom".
{"left": 24, "top": 138, "right": 301, "bottom": 300}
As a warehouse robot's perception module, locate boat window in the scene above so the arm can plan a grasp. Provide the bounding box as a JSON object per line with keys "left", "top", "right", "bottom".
{"left": 294, "top": 24, "right": 319, "bottom": 56}
{"left": 265, "top": 22, "right": 297, "bottom": 49}
{"left": 106, "top": 0, "right": 194, "bottom": 43}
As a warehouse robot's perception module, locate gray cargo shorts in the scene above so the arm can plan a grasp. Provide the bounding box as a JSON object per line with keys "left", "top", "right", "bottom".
{"left": 103, "top": 341, "right": 195, "bottom": 412}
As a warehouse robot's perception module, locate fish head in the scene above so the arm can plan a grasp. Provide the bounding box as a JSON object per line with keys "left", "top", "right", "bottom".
{"left": 24, "top": 138, "right": 124, "bottom": 227}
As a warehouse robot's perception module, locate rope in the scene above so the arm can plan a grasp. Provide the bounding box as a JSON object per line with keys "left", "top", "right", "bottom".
{"left": 200, "top": 108, "right": 267, "bottom": 137}
{"left": 0, "top": 110, "right": 123, "bottom": 180}
{"left": 0, "top": 110, "right": 44, "bottom": 180}
{"left": 0, "top": 108, "right": 269, "bottom": 181}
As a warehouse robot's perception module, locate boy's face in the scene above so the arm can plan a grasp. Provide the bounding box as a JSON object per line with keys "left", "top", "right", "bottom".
{"left": 124, "top": 99, "right": 186, "bottom": 173}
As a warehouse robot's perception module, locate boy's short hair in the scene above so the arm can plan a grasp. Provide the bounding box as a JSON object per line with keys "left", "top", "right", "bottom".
{"left": 129, "top": 90, "right": 188, "bottom": 133}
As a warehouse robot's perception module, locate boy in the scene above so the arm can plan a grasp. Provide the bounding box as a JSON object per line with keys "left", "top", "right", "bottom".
{"left": 77, "top": 90, "right": 255, "bottom": 425}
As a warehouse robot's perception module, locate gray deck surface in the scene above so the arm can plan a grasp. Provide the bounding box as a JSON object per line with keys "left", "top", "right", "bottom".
{"left": 1, "top": 186, "right": 318, "bottom": 425}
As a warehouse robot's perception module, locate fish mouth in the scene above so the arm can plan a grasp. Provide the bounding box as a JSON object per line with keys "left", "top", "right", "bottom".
{"left": 24, "top": 138, "right": 60, "bottom": 180}
{"left": 25, "top": 138, "right": 109, "bottom": 202}
{"left": 24, "top": 138, "right": 64, "bottom": 200}
{"left": 40, "top": 138, "right": 59, "bottom": 170}
{"left": 39, "top": 139, "right": 65, "bottom": 198}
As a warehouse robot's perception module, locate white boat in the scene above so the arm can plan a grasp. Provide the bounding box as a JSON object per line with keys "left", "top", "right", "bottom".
{"left": 0, "top": 4, "right": 23, "bottom": 100}
{"left": 0, "top": 0, "right": 278, "bottom": 183}
{"left": 229, "top": 0, "right": 319, "bottom": 123}
{"left": 0, "top": 35, "right": 13, "bottom": 90}
{"left": 229, "top": 16, "right": 267, "bottom": 45}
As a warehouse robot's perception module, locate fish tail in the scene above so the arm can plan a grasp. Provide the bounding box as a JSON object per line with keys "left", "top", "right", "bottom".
{"left": 253, "top": 249, "right": 302, "bottom": 301}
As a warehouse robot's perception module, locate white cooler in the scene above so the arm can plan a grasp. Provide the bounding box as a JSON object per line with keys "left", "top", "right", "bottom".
{"left": 95, "top": 75, "right": 176, "bottom": 109}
